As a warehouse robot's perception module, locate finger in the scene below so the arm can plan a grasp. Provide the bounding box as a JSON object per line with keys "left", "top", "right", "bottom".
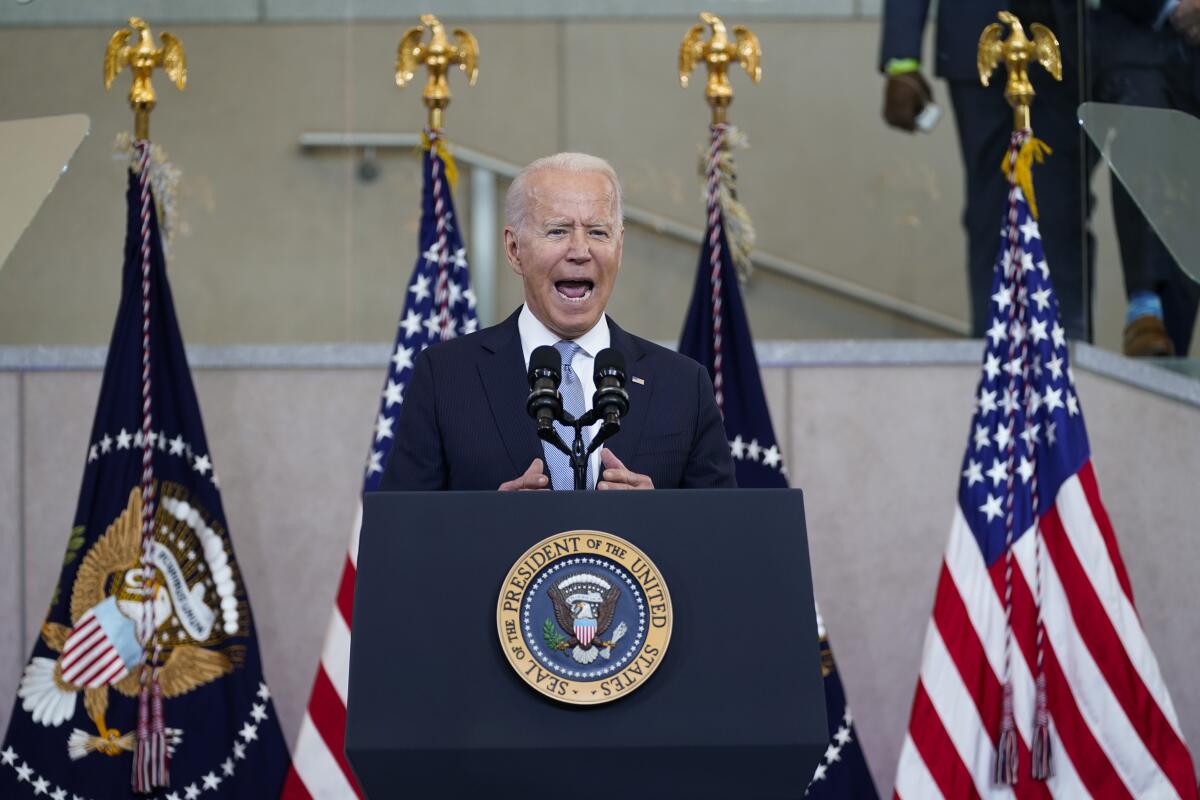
{"left": 600, "top": 467, "right": 655, "bottom": 489}
{"left": 601, "top": 467, "right": 632, "bottom": 486}
{"left": 501, "top": 476, "right": 547, "bottom": 491}
{"left": 600, "top": 448, "right": 627, "bottom": 471}
{"left": 499, "top": 460, "right": 549, "bottom": 491}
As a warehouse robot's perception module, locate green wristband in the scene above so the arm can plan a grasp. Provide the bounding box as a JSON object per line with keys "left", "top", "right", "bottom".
{"left": 885, "top": 58, "right": 921, "bottom": 76}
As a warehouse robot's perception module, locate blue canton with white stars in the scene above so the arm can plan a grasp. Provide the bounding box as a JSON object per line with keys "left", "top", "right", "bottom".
{"left": 959, "top": 186, "right": 1091, "bottom": 568}
{"left": 363, "top": 147, "right": 478, "bottom": 489}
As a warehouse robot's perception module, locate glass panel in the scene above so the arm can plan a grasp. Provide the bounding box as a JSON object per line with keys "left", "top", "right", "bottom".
{"left": 1079, "top": 102, "right": 1200, "bottom": 284}
{"left": 0, "top": 114, "right": 88, "bottom": 273}
{"left": 1081, "top": 2, "right": 1200, "bottom": 362}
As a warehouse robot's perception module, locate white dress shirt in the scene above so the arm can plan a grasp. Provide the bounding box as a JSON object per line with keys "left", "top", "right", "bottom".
{"left": 518, "top": 304, "right": 609, "bottom": 484}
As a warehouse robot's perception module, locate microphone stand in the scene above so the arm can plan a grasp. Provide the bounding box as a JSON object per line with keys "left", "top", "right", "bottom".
{"left": 537, "top": 411, "right": 621, "bottom": 490}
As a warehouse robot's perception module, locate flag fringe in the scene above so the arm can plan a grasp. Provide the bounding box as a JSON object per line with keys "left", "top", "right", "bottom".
{"left": 114, "top": 133, "right": 185, "bottom": 249}
{"left": 1000, "top": 134, "right": 1051, "bottom": 219}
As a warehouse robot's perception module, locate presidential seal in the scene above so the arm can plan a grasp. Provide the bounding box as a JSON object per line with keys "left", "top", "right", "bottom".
{"left": 496, "top": 530, "right": 672, "bottom": 705}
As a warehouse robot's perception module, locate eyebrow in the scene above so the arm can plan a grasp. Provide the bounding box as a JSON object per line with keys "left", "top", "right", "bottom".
{"left": 540, "top": 218, "right": 613, "bottom": 229}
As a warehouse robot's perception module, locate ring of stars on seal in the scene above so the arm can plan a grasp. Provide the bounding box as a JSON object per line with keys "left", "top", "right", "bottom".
{"left": 497, "top": 530, "right": 672, "bottom": 705}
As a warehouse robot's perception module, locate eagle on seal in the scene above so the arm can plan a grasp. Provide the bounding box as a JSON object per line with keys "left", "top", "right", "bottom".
{"left": 17, "top": 487, "right": 233, "bottom": 759}
{"left": 547, "top": 578, "right": 621, "bottom": 665}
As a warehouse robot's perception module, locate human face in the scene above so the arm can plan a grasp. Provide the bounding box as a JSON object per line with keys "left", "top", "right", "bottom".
{"left": 504, "top": 169, "right": 623, "bottom": 340}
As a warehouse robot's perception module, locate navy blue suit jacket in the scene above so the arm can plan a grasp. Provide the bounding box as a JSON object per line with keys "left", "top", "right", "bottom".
{"left": 378, "top": 309, "right": 737, "bottom": 491}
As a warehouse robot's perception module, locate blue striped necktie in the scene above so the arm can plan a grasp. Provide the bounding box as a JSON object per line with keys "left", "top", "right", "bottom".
{"left": 542, "top": 340, "right": 592, "bottom": 490}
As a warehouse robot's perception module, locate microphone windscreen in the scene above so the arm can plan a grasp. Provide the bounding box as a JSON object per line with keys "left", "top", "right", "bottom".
{"left": 594, "top": 347, "right": 626, "bottom": 379}
{"left": 529, "top": 345, "right": 562, "bottom": 383}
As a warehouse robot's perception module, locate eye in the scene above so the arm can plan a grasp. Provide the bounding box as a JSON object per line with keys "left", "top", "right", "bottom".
{"left": 545, "top": 228, "right": 567, "bottom": 237}
{"left": 589, "top": 229, "right": 610, "bottom": 240}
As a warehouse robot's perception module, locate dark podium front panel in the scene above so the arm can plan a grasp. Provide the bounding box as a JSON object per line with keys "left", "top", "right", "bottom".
{"left": 347, "top": 489, "right": 826, "bottom": 799}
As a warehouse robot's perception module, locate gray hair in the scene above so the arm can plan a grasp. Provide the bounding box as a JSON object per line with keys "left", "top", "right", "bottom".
{"left": 504, "top": 152, "right": 624, "bottom": 231}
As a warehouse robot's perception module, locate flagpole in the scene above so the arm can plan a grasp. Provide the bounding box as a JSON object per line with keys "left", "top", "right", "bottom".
{"left": 395, "top": 13, "right": 479, "bottom": 134}
{"left": 978, "top": 11, "right": 1061, "bottom": 135}
{"left": 977, "top": 12, "right": 1062, "bottom": 785}
{"left": 679, "top": 12, "right": 763, "bottom": 412}
{"left": 395, "top": 15, "right": 480, "bottom": 339}
{"left": 678, "top": 11, "right": 761, "bottom": 128}
{"left": 104, "top": 16, "right": 187, "bottom": 143}
{"left": 103, "top": 18, "right": 188, "bottom": 792}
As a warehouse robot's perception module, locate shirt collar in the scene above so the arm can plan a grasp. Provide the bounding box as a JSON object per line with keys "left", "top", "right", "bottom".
{"left": 518, "top": 304, "right": 611, "bottom": 366}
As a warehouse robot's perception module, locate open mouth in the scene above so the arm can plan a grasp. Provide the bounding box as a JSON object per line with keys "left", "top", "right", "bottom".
{"left": 554, "top": 280, "right": 594, "bottom": 304}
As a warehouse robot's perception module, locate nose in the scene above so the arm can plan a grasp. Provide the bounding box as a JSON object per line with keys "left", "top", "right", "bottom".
{"left": 565, "top": 226, "right": 591, "bottom": 263}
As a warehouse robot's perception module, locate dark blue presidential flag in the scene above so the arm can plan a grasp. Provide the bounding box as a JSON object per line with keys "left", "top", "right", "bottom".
{"left": 679, "top": 124, "right": 877, "bottom": 799}
{"left": 0, "top": 144, "right": 289, "bottom": 798}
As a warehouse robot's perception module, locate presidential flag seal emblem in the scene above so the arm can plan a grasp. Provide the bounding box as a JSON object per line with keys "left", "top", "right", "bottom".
{"left": 497, "top": 531, "right": 672, "bottom": 705}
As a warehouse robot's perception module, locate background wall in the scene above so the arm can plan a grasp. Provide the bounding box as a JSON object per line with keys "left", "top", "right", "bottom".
{"left": 0, "top": 14, "right": 1172, "bottom": 351}
{"left": 0, "top": 348, "right": 1197, "bottom": 793}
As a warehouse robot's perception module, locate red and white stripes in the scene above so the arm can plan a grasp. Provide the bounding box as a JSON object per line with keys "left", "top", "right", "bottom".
{"left": 895, "top": 466, "right": 1196, "bottom": 799}
{"left": 59, "top": 609, "right": 130, "bottom": 687}
{"left": 281, "top": 508, "right": 364, "bottom": 799}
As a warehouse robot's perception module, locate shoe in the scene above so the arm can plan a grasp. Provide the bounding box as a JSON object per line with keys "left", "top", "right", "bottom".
{"left": 1122, "top": 315, "right": 1175, "bottom": 357}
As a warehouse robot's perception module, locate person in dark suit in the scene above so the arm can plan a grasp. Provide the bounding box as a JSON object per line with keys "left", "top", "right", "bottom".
{"left": 879, "top": 0, "right": 1095, "bottom": 342}
{"left": 379, "top": 152, "right": 736, "bottom": 492}
{"left": 1092, "top": 0, "right": 1200, "bottom": 356}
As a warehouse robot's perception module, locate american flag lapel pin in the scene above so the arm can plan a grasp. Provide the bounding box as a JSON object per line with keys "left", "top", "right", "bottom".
{"left": 632, "top": 376, "right": 645, "bottom": 385}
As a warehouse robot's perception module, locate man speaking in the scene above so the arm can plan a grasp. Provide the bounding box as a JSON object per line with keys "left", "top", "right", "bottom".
{"left": 379, "top": 152, "right": 735, "bottom": 491}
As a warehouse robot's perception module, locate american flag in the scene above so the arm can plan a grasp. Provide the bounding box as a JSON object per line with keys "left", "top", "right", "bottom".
{"left": 894, "top": 131, "right": 1198, "bottom": 799}
{"left": 282, "top": 132, "right": 478, "bottom": 800}
{"left": 680, "top": 123, "right": 877, "bottom": 799}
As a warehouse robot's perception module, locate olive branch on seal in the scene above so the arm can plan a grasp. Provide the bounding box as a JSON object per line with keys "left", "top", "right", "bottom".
{"left": 542, "top": 618, "right": 568, "bottom": 651}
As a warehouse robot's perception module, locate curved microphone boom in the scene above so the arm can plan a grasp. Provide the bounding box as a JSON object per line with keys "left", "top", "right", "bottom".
{"left": 526, "top": 345, "right": 563, "bottom": 432}
{"left": 592, "top": 348, "right": 630, "bottom": 427}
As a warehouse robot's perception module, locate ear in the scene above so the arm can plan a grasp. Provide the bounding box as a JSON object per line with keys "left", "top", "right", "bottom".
{"left": 503, "top": 226, "right": 523, "bottom": 276}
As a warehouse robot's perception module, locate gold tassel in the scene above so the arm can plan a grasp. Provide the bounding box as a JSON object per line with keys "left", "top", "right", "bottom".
{"left": 1001, "top": 135, "right": 1052, "bottom": 219}
{"left": 420, "top": 131, "right": 459, "bottom": 189}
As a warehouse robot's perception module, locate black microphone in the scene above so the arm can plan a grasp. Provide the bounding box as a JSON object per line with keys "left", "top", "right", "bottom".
{"left": 526, "top": 345, "right": 562, "bottom": 431}
{"left": 592, "top": 348, "right": 630, "bottom": 426}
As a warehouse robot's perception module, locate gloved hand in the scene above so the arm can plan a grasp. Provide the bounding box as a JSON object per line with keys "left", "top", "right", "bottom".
{"left": 883, "top": 71, "right": 933, "bottom": 132}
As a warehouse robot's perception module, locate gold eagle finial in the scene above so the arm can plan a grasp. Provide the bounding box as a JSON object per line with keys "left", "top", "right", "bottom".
{"left": 977, "top": 11, "right": 1061, "bottom": 131}
{"left": 104, "top": 17, "right": 186, "bottom": 141}
{"left": 679, "top": 11, "right": 761, "bottom": 125}
{"left": 396, "top": 14, "right": 479, "bottom": 131}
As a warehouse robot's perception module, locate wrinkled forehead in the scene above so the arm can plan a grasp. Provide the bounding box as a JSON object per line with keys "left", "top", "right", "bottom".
{"left": 525, "top": 170, "right": 619, "bottom": 226}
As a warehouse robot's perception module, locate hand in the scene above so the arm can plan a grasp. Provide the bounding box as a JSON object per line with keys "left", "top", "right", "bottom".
{"left": 498, "top": 458, "right": 549, "bottom": 491}
{"left": 1171, "top": 0, "right": 1200, "bottom": 45}
{"left": 882, "top": 72, "right": 932, "bottom": 132}
{"left": 596, "top": 449, "right": 654, "bottom": 490}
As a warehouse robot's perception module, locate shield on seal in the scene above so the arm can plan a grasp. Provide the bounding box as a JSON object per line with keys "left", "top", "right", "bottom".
{"left": 574, "top": 618, "right": 597, "bottom": 647}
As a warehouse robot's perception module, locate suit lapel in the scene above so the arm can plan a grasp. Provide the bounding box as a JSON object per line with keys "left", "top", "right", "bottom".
{"left": 478, "top": 309, "right": 545, "bottom": 477}
{"left": 605, "top": 316, "right": 651, "bottom": 459}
